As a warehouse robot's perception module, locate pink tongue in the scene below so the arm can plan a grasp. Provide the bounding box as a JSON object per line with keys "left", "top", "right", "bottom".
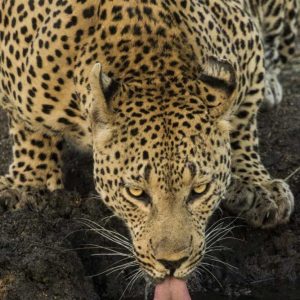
{"left": 154, "top": 278, "right": 191, "bottom": 300}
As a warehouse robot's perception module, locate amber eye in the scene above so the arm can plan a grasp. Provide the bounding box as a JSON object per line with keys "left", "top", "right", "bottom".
{"left": 193, "top": 184, "right": 208, "bottom": 195}
{"left": 127, "top": 187, "right": 144, "bottom": 198}
{"left": 126, "top": 187, "right": 151, "bottom": 205}
{"left": 187, "top": 183, "right": 211, "bottom": 204}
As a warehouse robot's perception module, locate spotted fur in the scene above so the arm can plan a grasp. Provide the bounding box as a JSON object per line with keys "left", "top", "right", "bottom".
{"left": 0, "top": 0, "right": 297, "bottom": 281}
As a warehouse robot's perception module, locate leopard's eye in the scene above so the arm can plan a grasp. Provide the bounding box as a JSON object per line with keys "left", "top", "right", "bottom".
{"left": 193, "top": 184, "right": 208, "bottom": 195}
{"left": 126, "top": 187, "right": 151, "bottom": 206}
{"left": 127, "top": 187, "right": 144, "bottom": 198}
{"left": 188, "top": 183, "right": 211, "bottom": 204}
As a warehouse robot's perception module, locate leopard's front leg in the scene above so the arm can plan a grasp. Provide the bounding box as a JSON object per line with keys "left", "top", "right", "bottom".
{"left": 223, "top": 70, "right": 294, "bottom": 228}
{"left": 254, "top": 0, "right": 298, "bottom": 109}
{"left": 0, "top": 116, "right": 64, "bottom": 209}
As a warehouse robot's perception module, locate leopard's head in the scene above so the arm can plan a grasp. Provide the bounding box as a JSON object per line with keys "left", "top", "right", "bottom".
{"left": 87, "top": 59, "right": 236, "bottom": 281}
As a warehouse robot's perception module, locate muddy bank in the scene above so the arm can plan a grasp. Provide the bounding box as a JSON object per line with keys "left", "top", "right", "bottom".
{"left": 0, "top": 43, "right": 300, "bottom": 300}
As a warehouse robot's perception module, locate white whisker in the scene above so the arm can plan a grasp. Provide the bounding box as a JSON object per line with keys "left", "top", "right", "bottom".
{"left": 198, "top": 264, "right": 223, "bottom": 288}
{"left": 206, "top": 224, "right": 243, "bottom": 249}
{"left": 200, "top": 261, "right": 222, "bottom": 270}
{"left": 119, "top": 270, "right": 144, "bottom": 300}
{"left": 89, "top": 261, "right": 139, "bottom": 278}
{"left": 206, "top": 223, "right": 241, "bottom": 243}
{"left": 78, "top": 218, "right": 130, "bottom": 242}
{"left": 204, "top": 254, "right": 237, "bottom": 271}
{"left": 82, "top": 243, "right": 133, "bottom": 257}
{"left": 205, "top": 245, "right": 232, "bottom": 253}
{"left": 91, "top": 253, "right": 132, "bottom": 258}
{"left": 78, "top": 222, "right": 132, "bottom": 251}
{"left": 79, "top": 220, "right": 130, "bottom": 244}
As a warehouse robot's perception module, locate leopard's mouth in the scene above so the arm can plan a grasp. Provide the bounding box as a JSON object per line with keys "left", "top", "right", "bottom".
{"left": 139, "top": 257, "right": 198, "bottom": 285}
{"left": 153, "top": 277, "right": 191, "bottom": 300}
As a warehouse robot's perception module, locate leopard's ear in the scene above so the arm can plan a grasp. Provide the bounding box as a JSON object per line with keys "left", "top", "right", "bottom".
{"left": 88, "top": 63, "right": 119, "bottom": 125}
{"left": 199, "top": 56, "right": 237, "bottom": 118}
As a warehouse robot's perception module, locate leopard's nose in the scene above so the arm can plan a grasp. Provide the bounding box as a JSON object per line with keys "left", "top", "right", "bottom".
{"left": 158, "top": 257, "right": 188, "bottom": 274}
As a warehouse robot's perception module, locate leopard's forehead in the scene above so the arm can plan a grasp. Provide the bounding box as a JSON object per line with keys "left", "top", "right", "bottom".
{"left": 107, "top": 80, "right": 213, "bottom": 137}
{"left": 104, "top": 94, "right": 214, "bottom": 157}
{"left": 96, "top": 100, "right": 220, "bottom": 195}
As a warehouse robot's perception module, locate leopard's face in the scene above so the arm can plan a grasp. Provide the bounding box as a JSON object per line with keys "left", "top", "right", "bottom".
{"left": 91, "top": 76, "right": 232, "bottom": 281}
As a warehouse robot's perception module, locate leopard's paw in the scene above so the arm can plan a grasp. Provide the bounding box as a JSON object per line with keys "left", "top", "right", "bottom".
{"left": 224, "top": 178, "right": 294, "bottom": 228}
{"left": 0, "top": 175, "right": 13, "bottom": 192}
{"left": 0, "top": 176, "right": 21, "bottom": 211}
{"left": 0, "top": 176, "right": 50, "bottom": 212}
{"left": 262, "top": 72, "right": 283, "bottom": 110}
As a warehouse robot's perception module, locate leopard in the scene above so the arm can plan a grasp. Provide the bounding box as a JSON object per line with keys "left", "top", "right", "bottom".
{"left": 0, "top": 0, "right": 298, "bottom": 286}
